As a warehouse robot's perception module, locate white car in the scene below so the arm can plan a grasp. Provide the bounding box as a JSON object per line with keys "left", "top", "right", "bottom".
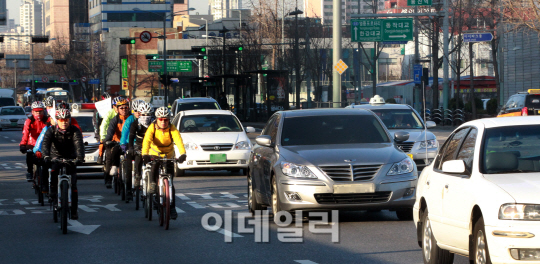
{"left": 170, "top": 97, "right": 221, "bottom": 117}
{"left": 71, "top": 106, "right": 101, "bottom": 172}
{"left": 413, "top": 116, "right": 540, "bottom": 264}
{"left": 173, "top": 109, "right": 256, "bottom": 175}
{"left": 0, "top": 106, "right": 27, "bottom": 131}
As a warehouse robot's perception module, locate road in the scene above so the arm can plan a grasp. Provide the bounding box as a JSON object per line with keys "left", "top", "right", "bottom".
{"left": 0, "top": 127, "right": 469, "bottom": 264}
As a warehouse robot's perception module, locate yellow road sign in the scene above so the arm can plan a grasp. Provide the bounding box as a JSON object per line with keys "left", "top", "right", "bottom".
{"left": 334, "top": 59, "right": 348, "bottom": 75}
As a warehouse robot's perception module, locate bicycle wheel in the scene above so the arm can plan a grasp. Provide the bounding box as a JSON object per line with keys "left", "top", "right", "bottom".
{"left": 120, "top": 163, "right": 125, "bottom": 201}
{"left": 60, "top": 181, "right": 69, "bottom": 234}
{"left": 158, "top": 180, "right": 164, "bottom": 227}
{"left": 37, "top": 166, "right": 44, "bottom": 206}
{"left": 163, "top": 178, "right": 171, "bottom": 230}
{"left": 147, "top": 193, "right": 153, "bottom": 221}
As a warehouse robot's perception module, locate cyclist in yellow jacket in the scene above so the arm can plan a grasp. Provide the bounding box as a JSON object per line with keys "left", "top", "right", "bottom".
{"left": 142, "top": 106, "right": 186, "bottom": 219}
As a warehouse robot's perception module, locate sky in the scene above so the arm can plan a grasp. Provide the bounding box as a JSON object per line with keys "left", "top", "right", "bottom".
{"left": 7, "top": 0, "right": 21, "bottom": 24}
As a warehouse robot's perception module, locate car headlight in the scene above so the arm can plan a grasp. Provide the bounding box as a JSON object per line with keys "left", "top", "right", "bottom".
{"left": 419, "top": 139, "right": 438, "bottom": 149}
{"left": 234, "top": 141, "right": 250, "bottom": 150}
{"left": 184, "top": 142, "right": 200, "bottom": 151}
{"left": 387, "top": 158, "right": 414, "bottom": 175}
{"left": 499, "top": 204, "right": 540, "bottom": 220}
{"left": 280, "top": 161, "right": 317, "bottom": 179}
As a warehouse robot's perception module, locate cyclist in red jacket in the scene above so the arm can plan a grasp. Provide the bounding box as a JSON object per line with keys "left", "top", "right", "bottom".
{"left": 20, "top": 101, "right": 51, "bottom": 182}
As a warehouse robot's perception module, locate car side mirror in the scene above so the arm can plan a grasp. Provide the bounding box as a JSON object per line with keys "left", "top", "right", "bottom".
{"left": 441, "top": 160, "right": 466, "bottom": 174}
{"left": 245, "top": 126, "right": 256, "bottom": 133}
{"left": 255, "top": 135, "right": 273, "bottom": 147}
{"left": 394, "top": 131, "right": 409, "bottom": 143}
{"left": 426, "top": 121, "right": 436, "bottom": 129}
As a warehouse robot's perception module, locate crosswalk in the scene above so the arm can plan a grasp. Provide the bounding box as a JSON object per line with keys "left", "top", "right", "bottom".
{"left": 1, "top": 163, "right": 27, "bottom": 170}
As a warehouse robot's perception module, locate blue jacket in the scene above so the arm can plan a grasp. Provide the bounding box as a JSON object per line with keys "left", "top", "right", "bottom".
{"left": 120, "top": 115, "right": 136, "bottom": 146}
{"left": 33, "top": 125, "right": 50, "bottom": 153}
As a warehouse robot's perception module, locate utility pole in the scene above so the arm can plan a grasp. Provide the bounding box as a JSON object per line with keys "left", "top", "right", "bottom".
{"left": 442, "top": 0, "right": 449, "bottom": 109}
{"left": 305, "top": 17, "right": 311, "bottom": 108}
{"left": 332, "top": 0, "right": 342, "bottom": 107}
{"left": 294, "top": 7, "right": 301, "bottom": 109}
{"left": 469, "top": 42, "right": 476, "bottom": 119}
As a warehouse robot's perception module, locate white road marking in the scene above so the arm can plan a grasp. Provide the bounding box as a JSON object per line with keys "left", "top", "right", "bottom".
{"left": 1, "top": 164, "right": 7, "bottom": 166}
{"left": 68, "top": 220, "right": 100, "bottom": 235}
{"left": 4, "top": 167, "right": 11, "bottom": 169}
{"left": 3, "top": 136, "right": 8, "bottom": 139}
{"left": 216, "top": 228, "right": 243, "bottom": 238}
{"left": 294, "top": 261, "right": 319, "bottom": 264}
{"left": 15, "top": 163, "right": 25, "bottom": 167}
{"left": 186, "top": 201, "right": 205, "bottom": 209}
{"left": 10, "top": 140, "right": 15, "bottom": 142}
{"left": 175, "top": 193, "right": 191, "bottom": 200}
{"left": 175, "top": 207, "right": 185, "bottom": 213}
{"left": 15, "top": 167, "right": 21, "bottom": 169}
{"left": 220, "top": 192, "right": 239, "bottom": 199}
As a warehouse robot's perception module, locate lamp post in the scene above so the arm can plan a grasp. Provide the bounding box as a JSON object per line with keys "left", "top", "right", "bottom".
{"left": 288, "top": 8, "right": 303, "bottom": 109}
{"left": 191, "top": 17, "right": 209, "bottom": 78}
{"left": 133, "top": 7, "right": 195, "bottom": 105}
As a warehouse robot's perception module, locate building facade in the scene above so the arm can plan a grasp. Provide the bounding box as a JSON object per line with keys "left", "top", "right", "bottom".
{"left": 209, "top": 0, "right": 241, "bottom": 21}
{"left": 304, "top": 0, "right": 384, "bottom": 24}
{"left": 44, "top": 0, "right": 88, "bottom": 44}
{"left": 20, "top": 0, "right": 43, "bottom": 36}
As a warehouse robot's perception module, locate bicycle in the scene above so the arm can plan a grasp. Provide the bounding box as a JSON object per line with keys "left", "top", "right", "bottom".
{"left": 106, "top": 141, "right": 121, "bottom": 195}
{"left": 48, "top": 158, "right": 77, "bottom": 234}
{"left": 144, "top": 156, "right": 176, "bottom": 230}
{"left": 132, "top": 151, "right": 142, "bottom": 210}
{"left": 141, "top": 161, "right": 152, "bottom": 220}
{"left": 32, "top": 153, "right": 46, "bottom": 206}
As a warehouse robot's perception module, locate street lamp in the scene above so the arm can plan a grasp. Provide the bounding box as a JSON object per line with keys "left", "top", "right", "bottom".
{"left": 132, "top": 7, "right": 196, "bottom": 105}
{"left": 11, "top": 38, "right": 35, "bottom": 101}
{"left": 287, "top": 8, "right": 303, "bottom": 109}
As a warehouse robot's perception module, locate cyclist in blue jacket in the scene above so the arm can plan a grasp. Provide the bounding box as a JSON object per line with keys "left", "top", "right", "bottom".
{"left": 119, "top": 99, "right": 143, "bottom": 200}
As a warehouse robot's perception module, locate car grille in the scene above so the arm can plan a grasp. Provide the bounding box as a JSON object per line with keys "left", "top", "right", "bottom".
{"left": 318, "top": 164, "right": 382, "bottom": 181}
{"left": 85, "top": 144, "right": 99, "bottom": 154}
{"left": 195, "top": 160, "right": 239, "bottom": 165}
{"left": 10, "top": 119, "right": 18, "bottom": 122}
{"left": 396, "top": 142, "right": 415, "bottom": 153}
{"left": 314, "top": 192, "right": 392, "bottom": 204}
{"left": 200, "top": 144, "right": 234, "bottom": 151}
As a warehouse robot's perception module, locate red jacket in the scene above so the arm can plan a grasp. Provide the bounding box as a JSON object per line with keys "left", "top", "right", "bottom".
{"left": 20, "top": 116, "right": 51, "bottom": 147}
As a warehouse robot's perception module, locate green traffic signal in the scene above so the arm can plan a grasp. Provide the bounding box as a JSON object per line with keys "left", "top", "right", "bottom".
{"left": 238, "top": 47, "right": 243, "bottom": 51}
{"left": 153, "top": 55, "right": 158, "bottom": 59}
{"left": 201, "top": 48, "right": 206, "bottom": 52}
{"left": 130, "top": 39, "right": 136, "bottom": 44}
{"left": 204, "top": 55, "right": 208, "bottom": 60}
{"left": 35, "top": 80, "right": 38, "bottom": 83}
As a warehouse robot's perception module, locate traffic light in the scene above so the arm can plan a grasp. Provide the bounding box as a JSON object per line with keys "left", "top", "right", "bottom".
{"left": 120, "top": 38, "right": 136, "bottom": 44}
{"left": 196, "top": 55, "right": 207, "bottom": 60}
{"left": 0, "top": 53, "right": 4, "bottom": 59}
{"left": 228, "top": 46, "right": 243, "bottom": 51}
{"left": 159, "top": 74, "right": 173, "bottom": 86}
{"left": 191, "top": 47, "right": 206, "bottom": 52}
{"left": 145, "top": 54, "right": 159, "bottom": 60}
{"left": 0, "top": 37, "right": 4, "bottom": 43}
{"left": 54, "top": 59, "right": 67, "bottom": 64}
{"left": 31, "top": 36, "right": 49, "bottom": 43}
{"left": 49, "top": 80, "right": 58, "bottom": 83}
{"left": 422, "top": 68, "right": 429, "bottom": 87}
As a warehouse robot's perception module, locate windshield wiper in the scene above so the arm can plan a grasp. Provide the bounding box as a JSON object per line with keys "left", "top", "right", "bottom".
{"left": 490, "top": 169, "right": 537, "bottom": 174}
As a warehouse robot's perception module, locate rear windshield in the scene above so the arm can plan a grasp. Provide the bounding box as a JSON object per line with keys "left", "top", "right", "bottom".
{"left": 74, "top": 116, "right": 94, "bottom": 132}
{"left": 0, "top": 98, "right": 15, "bottom": 107}
{"left": 526, "top": 95, "right": 540, "bottom": 108}
{"left": 1, "top": 107, "right": 25, "bottom": 115}
{"left": 281, "top": 115, "right": 390, "bottom": 146}
{"left": 177, "top": 102, "right": 220, "bottom": 112}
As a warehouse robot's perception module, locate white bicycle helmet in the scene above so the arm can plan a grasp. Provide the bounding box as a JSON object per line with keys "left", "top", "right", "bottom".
{"left": 138, "top": 102, "right": 154, "bottom": 115}
{"left": 44, "top": 96, "right": 55, "bottom": 107}
{"left": 131, "top": 99, "right": 145, "bottom": 112}
{"left": 155, "top": 107, "right": 171, "bottom": 118}
{"left": 55, "top": 108, "right": 71, "bottom": 119}
{"left": 31, "top": 101, "right": 45, "bottom": 110}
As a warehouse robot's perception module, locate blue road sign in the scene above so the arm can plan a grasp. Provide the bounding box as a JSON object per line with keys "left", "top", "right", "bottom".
{"left": 89, "top": 79, "right": 100, "bottom": 84}
{"left": 414, "top": 64, "right": 422, "bottom": 84}
{"left": 463, "top": 33, "right": 493, "bottom": 42}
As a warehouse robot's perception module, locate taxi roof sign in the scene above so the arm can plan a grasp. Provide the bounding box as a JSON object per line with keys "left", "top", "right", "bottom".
{"left": 528, "top": 89, "right": 540, "bottom": 94}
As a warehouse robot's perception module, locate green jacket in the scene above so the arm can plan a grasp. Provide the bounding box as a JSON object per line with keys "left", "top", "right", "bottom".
{"left": 99, "top": 108, "right": 116, "bottom": 141}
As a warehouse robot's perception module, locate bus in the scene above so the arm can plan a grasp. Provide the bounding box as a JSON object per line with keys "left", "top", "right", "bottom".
{"left": 24, "top": 88, "right": 71, "bottom": 104}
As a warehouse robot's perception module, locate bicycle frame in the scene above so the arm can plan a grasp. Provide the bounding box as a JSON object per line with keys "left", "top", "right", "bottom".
{"left": 158, "top": 159, "right": 174, "bottom": 206}
{"left": 48, "top": 163, "right": 72, "bottom": 209}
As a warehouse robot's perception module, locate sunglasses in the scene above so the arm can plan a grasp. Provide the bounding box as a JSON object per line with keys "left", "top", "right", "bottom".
{"left": 118, "top": 107, "right": 129, "bottom": 110}
{"left": 158, "top": 118, "right": 169, "bottom": 122}
{"left": 57, "top": 118, "right": 69, "bottom": 122}
{"left": 140, "top": 114, "right": 151, "bottom": 117}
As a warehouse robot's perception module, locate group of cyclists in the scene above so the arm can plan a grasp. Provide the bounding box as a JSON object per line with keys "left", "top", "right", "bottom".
{"left": 19, "top": 93, "right": 187, "bottom": 221}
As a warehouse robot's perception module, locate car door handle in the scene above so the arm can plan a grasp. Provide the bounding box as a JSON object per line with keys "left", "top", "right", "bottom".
{"left": 445, "top": 184, "right": 449, "bottom": 189}
{"left": 426, "top": 181, "right": 430, "bottom": 186}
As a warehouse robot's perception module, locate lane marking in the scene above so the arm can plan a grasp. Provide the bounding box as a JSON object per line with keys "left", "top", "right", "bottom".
{"left": 216, "top": 228, "right": 243, "bottom": 238}
{"left": 175, "top": 193, "right": 191, "bottom": 200}
{"left": 295, "top": 261, "right": 319, "bottom": 264}
{"left": 3, "top": 136, "right": 8, "bottom": 139}
{"left": 186, "top": 201, "right": 205, "bottom": 209}
{"left": 175, "top": 207, "right": 185, "bottom": 213}
{"left": 11, "top": 140, "right": 16, "bottom": 142}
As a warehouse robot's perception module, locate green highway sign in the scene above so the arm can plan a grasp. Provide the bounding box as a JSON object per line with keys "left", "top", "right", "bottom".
{"left": 148, "top": 60, "right": 192, "bottom": 73}
{"left": 351, "top": 19, "right": 382, "bottom": 42}
{"left": 407, "top": 0, "right": 432, "bottom": 6}
{"left": 351, "top": 18, "right": 413, "bottom": 42}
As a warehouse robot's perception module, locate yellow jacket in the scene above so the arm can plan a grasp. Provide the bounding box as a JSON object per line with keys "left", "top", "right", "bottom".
{"left": 142, "top": 122, "right": 186, "bottom": 158}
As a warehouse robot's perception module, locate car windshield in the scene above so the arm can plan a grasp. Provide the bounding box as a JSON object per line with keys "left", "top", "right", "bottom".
{"left": 0, "top": 98, "right": 15, "bottom": 107}
{"left": 178, "top": 102, "right": 219, "bottom": 112}
{"left": 483, "top": 125, "right": 540, "bottom": 174}
{"left": 370, "top": 109, "right": 424, "bottom": 129}
{"left": 1, "top": 107, "right": 25, "bottom": 116}
{"left": 74, "top": 116, "right": 94, "bottom": 132}
{"left": 281, "top": 115, "right": 390, "bottom": 146}
{"left": 179, "top": 114, "right": 242, "bottom": 133}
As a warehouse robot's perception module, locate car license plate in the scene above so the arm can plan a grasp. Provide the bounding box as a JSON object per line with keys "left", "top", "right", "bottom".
{"left": 407, "top": 154, "right": 413, "bottom": 159}
{"left": 210, "top": 154, "right": 226, "bottom": 163}
{"left": 334, "top": 183, "right": 375, "bottom": 194}
{"left": 85, "top": 156, "right": 97, "bottom": 162}
{"left": 11, "top": 122, "right": 17, "bottom": 127}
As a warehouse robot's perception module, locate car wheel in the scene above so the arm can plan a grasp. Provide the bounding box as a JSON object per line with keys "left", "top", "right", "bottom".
{"left": 473, "top": 217, "right": 492, "bottom": 264}
{"left": 396, "top": 208, "right": 414, "bottom": 221}
{"left": 247, "top": 171, "right": 264, "bottom": 215}
{"left": 421, "top": 209, "right": 454, "bottom": 264}
{"left": 271, "top": 176, "right": 283, "bottom": 224}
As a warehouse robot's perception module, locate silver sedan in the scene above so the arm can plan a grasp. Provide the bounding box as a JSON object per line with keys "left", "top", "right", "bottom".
{"left": 248, "top": 108, "right": 418, "bottom": 223}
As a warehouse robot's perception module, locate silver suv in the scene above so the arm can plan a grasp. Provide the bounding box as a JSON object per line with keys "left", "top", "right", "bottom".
{"left": 171, "top": 97, "right": 221, "bottom": 116}
{"left": 347, "top": 99, "right": 438, "bottom": 170}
